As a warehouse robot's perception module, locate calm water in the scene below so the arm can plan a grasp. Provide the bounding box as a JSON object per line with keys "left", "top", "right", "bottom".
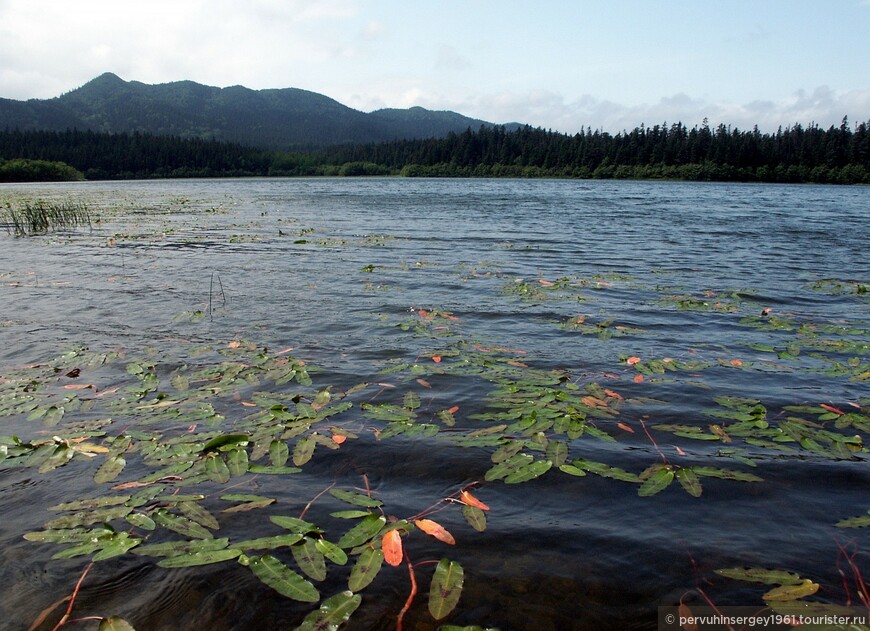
{"left": 0, "top": 178, "right": 868, "bottom": 630}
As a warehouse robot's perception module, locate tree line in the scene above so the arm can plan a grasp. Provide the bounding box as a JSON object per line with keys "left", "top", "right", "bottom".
{"left": 2, "top": 118, "right": 869, "bottom": 184}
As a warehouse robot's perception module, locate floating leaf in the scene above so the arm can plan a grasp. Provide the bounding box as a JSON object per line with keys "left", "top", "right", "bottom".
{"left": 315, "top": 539, "right": 348, "bottom": 565}
{"left": 638, "top": 467, "right": 674, "bottom": 497}
{"left": 675, "top": 468, "right": 702, "bottom": 498}
{"left": 226, "top": 448, "right": 249, "bottom": 477}
{"left": 152, "top": 509, "right": 213, "bottom": 539}
{"left": 293, "top": 537, "right": 327, "bottom": 581}
{"left": 329, "top": 489, "right": 383, "bottom": 508}
{"left": 459, "top": 490, "right": 490, "bottom": 511}
{"left": 269, "top": 439, "right": 290, "bottom": 467}
{"left": 382, "top": 529, "right": 403, "bottom": 567}
{"left": 415, "top": 519, "right": 455, "bottom": 545}
{"left": 348, "top": 547, "right": 384, "bottom": 592}
{"left": 179, "top": 501, "right": 219, "bottom": 530}
{"left": 264, "top": 516, "right": 320, "bottom": 535}
{"left": 157, "top": 548, "right": 242, "bottom": 568}
{"left": 293, "top": 436, "right": 316, "bottom": 466}
{"left": 202, "top": 434, "right": 249, "bottom": 452}
{"left": 715, "top": 567, "right": 803, "bottom": 585}
{"left": 126, "top": 512, "right": 156, "bottom": 530}
{"left": 428, "top": 558, "right": 464, "bottom": 620}
{"left": 94, "top": 455, "right": 127, "bottom": 484}
{"left": 233, "top": 533, "right": 304, "bottom": 550}
{"left": 763, "top": 579, "right": 819, "bottom": 602}
{"left": 98, "top": 616, "right": 137, "bottom": 631}
{"left": 338, "top": 515, "right": 387, "bottom": 549}
{"left": 248, "top": 554, "right": 320, "bottom": 602}
{"left": 296, "top": 591, "right": 362, "bottom": 631}
{"left": 134, "top": 538, "right": 230, "bottom": 558}
{"left": 204, "top": 454, "right": 231, "bottom": 484}
{"left": 221, "top": 498, "right": 275, "bottom": 514}
{"left": 836, "top": 514, "right": 870, "bottom": 528}
{"left": 462, "top": 506, "right": 487, "bottom": 532}
{"left": 504, "top": 459, "right": 552, "bottom": 484}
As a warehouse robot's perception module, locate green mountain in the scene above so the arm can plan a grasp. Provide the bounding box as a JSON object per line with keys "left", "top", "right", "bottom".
{"left": 0, "top": 73, "right": 514, "bottom": 149}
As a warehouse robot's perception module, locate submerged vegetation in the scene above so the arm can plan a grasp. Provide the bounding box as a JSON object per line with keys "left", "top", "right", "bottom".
{"left": 2, "top": 116, "right": 870, "bottom": 183}
{"left": 0, "top": 184, "right": 868, "bottom": 629}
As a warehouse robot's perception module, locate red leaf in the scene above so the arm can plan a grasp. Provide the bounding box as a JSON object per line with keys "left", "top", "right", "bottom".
{"left": 432, "top": 356, "right": 442, "bottom": 363}
{"left": 382, "top": 529, "right": 403, "bottom": 566}
{"left": 417, "top": 309, "right": 431, "bottom": 319}
{"left": 820, "top": 403, "right": 845, "bottom": 415}
{"left": 729, "top": 359, "right": 743, "bottom": 367}
{"left": 460, "top": 490, "right": 489, "bottom": 511}
{"left": 603, "top": 388, "right": 623, "bottom": 400}
{"left": 447, "top": 406, "right": 460, "bottom": 414}
{"left": 633, "top": 374, "right": 645, "bottom": 384}
{"left": 414, "top": 519, "right": 455, "bottom": 545}
{"left": 626, "top": 356, "right": 641, "bottom": 365}
{"left": 617, "top": 422, "right": 635, "bottom": 433}
{"left": 332, "top": 433, "right": 347, "bottom": 445}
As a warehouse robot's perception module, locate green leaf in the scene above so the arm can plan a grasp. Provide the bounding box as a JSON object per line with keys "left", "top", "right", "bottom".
{"left": 637, "top": 468, "right": 674, "bottom": 497}
{"left": 293, "top": 436, "right": 316, "bottom": 466}
{"left": 98, "top": 616, "right": 137, "bottom": 631}
{"left": 348, "top": 547, "right": 384, "bottom": 592}
{"left": 92, "top": 532, "right": 141, "bottom": 561}
{"left": 202, "top": 434, "right": 249, "bottom": 452}
{"left": 270, "top": 516, "right": 323, "bottom": 535}
{"left": 329, "top": 510, "right": 372, "bottom": 519}
{"left": 178, "top": 501, "right": 220, "bottom": 530}
{"left": 763, "top": 579, "right": 820, "bottom": 602}
{"left": 329, "top": 489, "right": 383, "bottom": 508}
{"left": 133, "top": 538, "right": 230, "bottom": 558}
{"left": 204, "top": 455, "right": 231, "bottom": 484}
{"left": 126, "top": 512, "right": 156, "bottom": 531}
{"left": 315, "top": 539, "right": 348, "bottom": 565}
{"left": 226, "top": 448, "right": 249, "bottom": 477}
{"left": 545, "top": 441, "right": 568, "bottom": 467}
{"left": 292, "top": 537, "right": 327, "bottom": 581}
{"left": 50, "top": 495, "right": 131, "bottom": 511}
{"left": 428, "top": 558, "right": 464, "bottom": 620}
{"left": 675, "top": 468, "right": 703, "bottom": 498}
{"left": 836, "top": 515, "right": 870, "bottom": 528}
{"left": 568, "top": 459, "right": 640, "bottom": 483}
{"left": 484, "top": 453, "right": 533, "bottom": 481}
{"left": 715, "top": 567, "right": 804, "bottom": 585}
{"left": 44, "top": 506, "right": 133, "bottom": 530}
{"left": 296, "top": 591, "right": 362, "bottom": 631}
{"left": 338, "top": 515, "right": 387, "bottom": 549}
{"left": 269, "top": 439, "right": 289, "bottom": 467}
{"left": 157, "top": 548, "right": 242, "bottom": 568}
{"left": 233, "top": 534, "right": 304, "bottom": 551}
{"left": 504, "top": 459, "right": 552, "bottom": 484}
{"left": 152, "top": 509, "right": 213, "bottom": 539}
{"left": 94, "top": 455, "right": 127, "bottom": 484}
{"left": 247, "top": 464, "right": 302, "bottom": 475}
{"left": 462, "top": 505, "right": 487, "bottom": 532}
{"left": 691, "top": 467, "right": 763, "bottom": 482}
{"left": 248, "top": 554, "right": 319, "bottom": 602}
{"left": 403, "top": 391, "right": 421, "bottom": 411}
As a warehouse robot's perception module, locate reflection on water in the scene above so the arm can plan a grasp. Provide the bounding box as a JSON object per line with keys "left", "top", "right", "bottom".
{"left": 1, "top": 178, "right": 868, "bottom": 630}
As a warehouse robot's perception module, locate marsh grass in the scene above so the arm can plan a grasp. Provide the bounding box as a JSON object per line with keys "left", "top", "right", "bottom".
{"left": 2, "top": 200, "right": 92, "bottom": 237}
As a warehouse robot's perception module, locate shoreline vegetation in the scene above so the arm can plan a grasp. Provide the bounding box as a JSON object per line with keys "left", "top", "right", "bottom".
{"left": 1, "top": 117, "right": 869, "bottom": 184}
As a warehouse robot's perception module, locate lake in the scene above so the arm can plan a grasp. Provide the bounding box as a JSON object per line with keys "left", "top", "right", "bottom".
{"left": 1, "top": 178, "right": 868, "bottom": 631}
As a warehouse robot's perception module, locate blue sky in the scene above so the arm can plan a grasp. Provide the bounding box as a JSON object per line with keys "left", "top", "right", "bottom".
{"left": 1, "top": 0, "right": 868, "bottom": 133}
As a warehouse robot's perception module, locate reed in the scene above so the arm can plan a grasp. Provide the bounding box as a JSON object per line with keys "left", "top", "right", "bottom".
{"left": 3, "top": 200, "right": 92, "bottom": 237}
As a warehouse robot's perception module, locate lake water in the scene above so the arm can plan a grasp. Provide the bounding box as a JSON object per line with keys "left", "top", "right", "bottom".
{"left": 1, "top": 178, "right": 868, "bottom": 631}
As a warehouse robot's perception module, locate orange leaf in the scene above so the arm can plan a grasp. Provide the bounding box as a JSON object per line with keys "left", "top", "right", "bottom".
{"left": 617, "top": 422, "right": 635, "bottom": 433}
{"left": 603, "top": 388, "right": 623, "bottom": 400}
{"left": 626, "top": 356, "right": 641, "bottom": 365}
{"left": 674, "top": 445, "right": 687, "bottom": 456}
{"left": 415, "top": 378, "right": 432, "bottom": 389}
{"left": 447, "top": 406, "right": 460, "bottom": 414}
{"left": 440, "top": 312, "right": 460, "bottom": 321}
{"left": 538, "top": 279, "right": 555, "bottom": 286}
{"left": 275, "top": 346, "right": 295, "bottom": 356}
{"left": 820, "top": 403, "right": 845, "bottom": 415}
{"left": 432, "top": 356, "right": 442, "bottom": 363}
{"left": 633, "top": 374, "right": 645, "bottom": 384}
{"left": 241, "top": 401, "right": 257, "bottom": 407}
{"left": 63, "top": 383, "right": 95, "bottom": 390}
{"left": 729, "top": 359, "right": 743, "bottom": 367}
{"left": 417, "top": 309, "right": 431, "bottom": 319}
{"left": 460, "top": 490, "right": 490, "bottom": 511}
{"left": 228, "top": 340, "right": 241, "bottom": 349}
{"left": 414, "top": 519, "right": 455, "bottom": 545}
{"left": 507, "top": 360, "right": 528, "bottom": 368}
{"left": 382, "top": 529, "right": 403, "bottom": 566}
{"left": 332, "top": 433, "right": 347, "bottom": 445}
{"left": 679, "top": 602, "right": 698, "bottom": 631}
{"left": 582, "top": 396, "right": 607, "bottom": 408}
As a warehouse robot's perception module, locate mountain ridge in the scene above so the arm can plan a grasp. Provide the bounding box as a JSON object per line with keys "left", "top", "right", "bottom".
{"left": 0, "top": 73, "right": 520, "bottom": 149}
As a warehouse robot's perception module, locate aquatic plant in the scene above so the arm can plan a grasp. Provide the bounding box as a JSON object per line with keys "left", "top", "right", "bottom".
{"left": 2, "top": 199, "right": 91, "bottom": 236}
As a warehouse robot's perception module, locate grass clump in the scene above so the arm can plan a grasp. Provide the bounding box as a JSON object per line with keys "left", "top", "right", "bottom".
{"left": 3, "top": 200, "right": 92, "bottom": 237}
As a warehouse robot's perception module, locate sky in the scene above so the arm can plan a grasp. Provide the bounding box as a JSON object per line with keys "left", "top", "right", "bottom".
{"left": 1, "top": 0, "right": 869, "bottom": 134}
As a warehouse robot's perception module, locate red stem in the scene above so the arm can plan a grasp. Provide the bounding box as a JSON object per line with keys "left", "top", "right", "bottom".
{"left": 396, "top": 555, "right": 418, "bottom": 631}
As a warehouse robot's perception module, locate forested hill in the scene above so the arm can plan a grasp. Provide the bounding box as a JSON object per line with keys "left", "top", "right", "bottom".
{"left": 1, "top": 119, "right": 869, "bottom": 184}
{"left": 0, "top": 73, "right": 510, "bottom": 149}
